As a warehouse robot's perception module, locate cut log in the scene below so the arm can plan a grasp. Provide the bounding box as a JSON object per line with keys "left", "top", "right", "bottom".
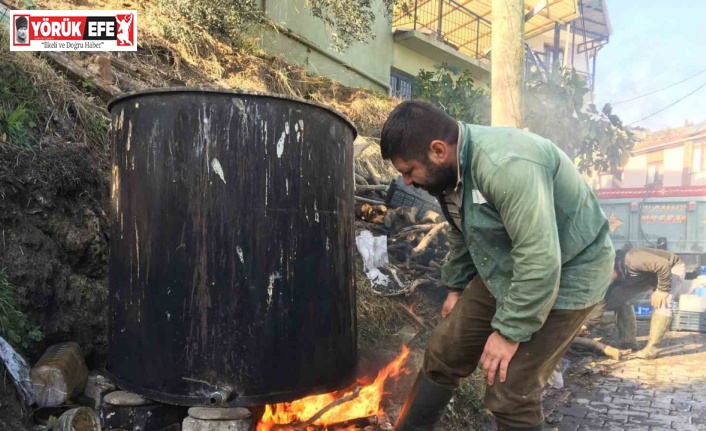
{"left": 43, "top": 52, "right": 121, "bottom": 100}
{"left": 109, "top": 55, "right": 141, "bottom": 75}
{"left": 572, "top": 337, "right": 621, "bottom": 361}
{"left": 394, "top": 223, "right": 436, "bottom": 238}
{"left": 356, "top": 185, "right": 389, "bottom": 192}
{"left": 363, "top": 160, "right": 382, "bottom": 185}
{"left": 355, "top": 173, "right": 369, "bottom": 186}
{"left": 372, "top": 279, "right": 429, "bottom": 297}
{"left": 411, "top": 223, "right": 448, "bottom": 255}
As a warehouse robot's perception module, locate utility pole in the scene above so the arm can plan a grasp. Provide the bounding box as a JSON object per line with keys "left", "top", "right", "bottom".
{"left": 491, "top": 0, "right": 525, "bottom": 127}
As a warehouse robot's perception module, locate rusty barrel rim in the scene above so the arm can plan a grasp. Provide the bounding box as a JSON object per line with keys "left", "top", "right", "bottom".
{"left": 103, "top": 366, "right": 357, "bottom": 407}
{"left": 107, "top": 87, "right": 358, "bottom": 137}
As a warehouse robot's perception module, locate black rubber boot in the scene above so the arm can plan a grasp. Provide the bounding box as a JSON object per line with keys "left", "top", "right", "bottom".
{"left": 496, "top": 420, "right": 544, "bottom": 430}
{"left": 615, "top": 303, "right": 638, "bottom": 350}
{"left": 393, "top": 371, "right": 454, "bottom": 431}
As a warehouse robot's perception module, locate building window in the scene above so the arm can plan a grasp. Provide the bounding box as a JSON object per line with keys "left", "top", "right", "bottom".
{"left": 646, "top": 151, "right": 664, "bottom": 185}
{"left": 647, "top": 162, "right": 664, "bottom": 184}
{"left": 390, "top": 70, "right": 413, "bottom": 100}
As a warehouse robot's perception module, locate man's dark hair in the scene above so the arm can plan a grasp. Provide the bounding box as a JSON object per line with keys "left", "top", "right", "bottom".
{"left": 379, "top": 100, "right": 458, "bottom": 161}
{"left": 15, "top": 16, "right": 28, "bottom": 29}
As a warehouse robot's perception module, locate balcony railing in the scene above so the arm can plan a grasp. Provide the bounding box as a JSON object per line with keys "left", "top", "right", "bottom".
{"left": 393, "top": 0, "right": 492, "bottom": 60}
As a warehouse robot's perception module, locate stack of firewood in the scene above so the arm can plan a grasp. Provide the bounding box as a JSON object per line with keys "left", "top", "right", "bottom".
{"left": 383, "top": 207, "right": 448, "bottom": 282}
{"left": 354, "top": 159, "right": 390, "bottom": 206}
{"left": 356, "top": 200, "right": 450, "bottom": 297}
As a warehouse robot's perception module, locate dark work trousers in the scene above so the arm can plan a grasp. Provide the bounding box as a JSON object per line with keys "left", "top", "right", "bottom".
{"left": 424, "top": 277, "right": 595, "bottom": 427}
{"left": 586, "top": 281, "right": 654, "bottom": 328}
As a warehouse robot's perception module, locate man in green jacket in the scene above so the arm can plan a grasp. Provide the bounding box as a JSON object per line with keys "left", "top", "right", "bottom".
{"left": 379, "top": 101, "right": 614, "bottom": 431}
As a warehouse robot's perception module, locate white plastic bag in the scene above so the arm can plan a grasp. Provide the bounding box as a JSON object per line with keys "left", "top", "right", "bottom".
{"left": 355, "top": 230, "right": 390, "bottom": 287}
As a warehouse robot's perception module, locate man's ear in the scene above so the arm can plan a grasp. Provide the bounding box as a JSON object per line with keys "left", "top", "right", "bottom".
{"left": 429, "top": 140, "right": 452, "bottom": 164}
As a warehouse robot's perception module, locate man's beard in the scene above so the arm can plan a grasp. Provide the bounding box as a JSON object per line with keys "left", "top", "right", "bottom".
{"left": 413, "top": 161, "right": 457, "bottom": 195}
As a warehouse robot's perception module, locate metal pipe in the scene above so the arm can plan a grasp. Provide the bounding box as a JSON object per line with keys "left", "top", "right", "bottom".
{"left": 414, "top": 0, "right": 418, "bottom": 30}
{"left": 571, "top": 22, "right": 576, "bottom": 66}
{"left": 475, "top": 18, "right": 480, "bottom": 57}
{"left": 553, "top": 22, "right": 561, "bottom": 70}
{"left": 591, "top": 50, "right": 598, "bottom": 93}
{"left": 437, "top": 0, "right": 444, "bottom": 38}
{"left": 209, "top": 390, "right": 231, "bottom": 405}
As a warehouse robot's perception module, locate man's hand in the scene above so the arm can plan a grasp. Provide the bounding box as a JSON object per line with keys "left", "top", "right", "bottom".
{"left": 481, "top": 332, "right": 519, "bottom": 386}
{"left": 441, "top": 291, "right": 461, "bottom": 319}
{"left": 651, "top": 290, "right": 670, "bottom": 309}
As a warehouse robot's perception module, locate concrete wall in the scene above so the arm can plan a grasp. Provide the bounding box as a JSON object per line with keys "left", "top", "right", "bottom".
{"left": 664, "top": 147, "right": 685, "bottom": 187}
{"left": 619, "top": 147, "right": 686, "bottom": 188}
{"left": 256, "top": 0, "right": 393, "bottom": 92}
{"left": 622, "top": 154, "right": 648, "bottom": 188}
{"left": 392, "top": 43, "right": 491, "bottom": 87}
{"left": 392, "top": 44, "right": 440, "bottom": 78}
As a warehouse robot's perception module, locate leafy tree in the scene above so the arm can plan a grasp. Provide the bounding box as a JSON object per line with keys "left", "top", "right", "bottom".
{"left": 413, "top": 64, "right": 490, "bottom": 126}
{"left": 307, "top": 0, "right": 406, "bottom": 51}
{"left": 413, "top": 64, "right": 635, "bottom": 175}
{"left": 524, "top": 66, "right": 634, "bottom": 175}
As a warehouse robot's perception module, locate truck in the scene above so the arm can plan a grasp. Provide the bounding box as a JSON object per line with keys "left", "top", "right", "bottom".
{"left": 596, "top": 185, "right": 706, "bottom": 277}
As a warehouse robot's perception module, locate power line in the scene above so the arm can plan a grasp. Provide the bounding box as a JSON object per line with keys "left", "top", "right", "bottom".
{"left": 626, "top": 80, "right": 706, "bottom": 126}
{"left": 613, "top": 68, "right": 706, "bottom": 105}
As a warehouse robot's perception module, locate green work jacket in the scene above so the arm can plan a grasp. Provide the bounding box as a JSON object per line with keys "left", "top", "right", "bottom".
{"left": 440, "top": 123, "right": 615, "bottom": 342}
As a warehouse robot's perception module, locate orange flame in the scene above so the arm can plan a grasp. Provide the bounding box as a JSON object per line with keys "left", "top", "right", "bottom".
{"left": 256, "top": 345, "right": 410, "bottom": 431}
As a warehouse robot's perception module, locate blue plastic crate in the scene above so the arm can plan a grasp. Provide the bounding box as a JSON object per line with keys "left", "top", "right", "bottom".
{"left": 633, "top": 299, "right": 652, "bottom": 320}
{"left": 672, "top": 310, "right": 706, "bottom": 333}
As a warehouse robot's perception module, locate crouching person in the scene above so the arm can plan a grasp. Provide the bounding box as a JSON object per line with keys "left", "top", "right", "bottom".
{"left": 379, "top": 101, "right": 614, "bottom": 431}
{"left": 585, "top": 246, "right": 684, "bottom": 358}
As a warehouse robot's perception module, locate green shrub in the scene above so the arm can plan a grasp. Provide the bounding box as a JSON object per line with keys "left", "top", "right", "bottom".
{"left": 0, "top": 270, "right": 43, "bottom": 354}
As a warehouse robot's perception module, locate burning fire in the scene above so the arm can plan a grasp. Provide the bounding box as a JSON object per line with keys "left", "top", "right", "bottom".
{"left": 256, "top": 345, "right": 411, "bottom": 430}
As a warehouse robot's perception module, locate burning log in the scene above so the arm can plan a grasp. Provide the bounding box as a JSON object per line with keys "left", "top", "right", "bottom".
{"left": 396, "top": 303, "right": 432, "bottom": 332}
{"left": 302, "top": 386, "right": 363, "bottom": 429}
{"left": 257, "top": 348, "right": 410, "bottom": 431}
{"left": 270, "top": 387, "right": 363, "bottom": 431}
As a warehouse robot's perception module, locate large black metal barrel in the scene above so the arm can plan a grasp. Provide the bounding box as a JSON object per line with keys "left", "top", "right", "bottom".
{"left": 105, "top": 88, "right": 357, "bottom": 407}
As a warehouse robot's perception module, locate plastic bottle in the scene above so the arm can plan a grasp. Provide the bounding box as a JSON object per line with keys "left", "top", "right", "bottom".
{"left": 30, "top": 342, "right": 89, "bottom": 407}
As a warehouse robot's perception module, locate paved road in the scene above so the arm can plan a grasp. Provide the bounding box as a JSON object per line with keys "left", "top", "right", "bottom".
{"left": 555, "top": 321, "right": 706, "bottom": 430}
